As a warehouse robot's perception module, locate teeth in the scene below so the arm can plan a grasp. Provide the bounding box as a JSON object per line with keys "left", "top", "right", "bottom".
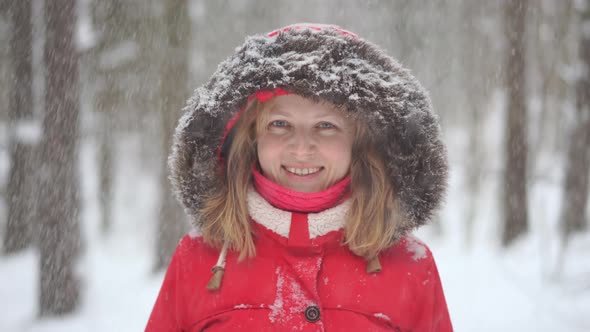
{"left": 286, "top": 167, "right": 321, "bottom": 176}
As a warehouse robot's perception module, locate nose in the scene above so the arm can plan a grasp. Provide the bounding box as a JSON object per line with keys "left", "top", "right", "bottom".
{"left": 288, "top": 130, "right": 316, "bottom": 157}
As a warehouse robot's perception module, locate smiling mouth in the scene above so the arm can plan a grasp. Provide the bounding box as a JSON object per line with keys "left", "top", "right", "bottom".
{"left": 283, "top": 166, "right": 323, "bottom": 176}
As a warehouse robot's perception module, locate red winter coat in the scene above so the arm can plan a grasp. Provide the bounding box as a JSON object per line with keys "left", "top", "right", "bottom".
{"left": 146, "top": 190, "right": 452, "bottom": 332}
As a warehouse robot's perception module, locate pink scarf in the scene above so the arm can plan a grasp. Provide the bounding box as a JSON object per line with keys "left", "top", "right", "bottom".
{"left": 252, "top": 166, "right": 351, "bottom": 213}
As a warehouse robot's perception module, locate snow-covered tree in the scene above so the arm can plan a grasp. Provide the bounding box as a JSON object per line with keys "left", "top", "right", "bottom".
{"left": 3, "top": 0, "right": 36, "bottom": 253}
{"left": 502, "top": 0, "right": 529, "bottom": 246}
{"left": 38, "top": 0, "right": 81, "bottom": 316}
{"left": 560, "top": 0, "right": 590, "bottom": 238}
{"left": 154, "top": 0, "right": 190, "bottom": 271}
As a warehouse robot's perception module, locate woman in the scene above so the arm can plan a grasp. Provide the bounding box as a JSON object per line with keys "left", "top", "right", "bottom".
{"left": 146, "top": 23, "right": 452, "bottom": 331}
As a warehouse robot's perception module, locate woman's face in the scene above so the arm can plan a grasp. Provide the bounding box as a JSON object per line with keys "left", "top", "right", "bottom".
{"left": 256, "top": 95, "right": 354, "bottom": 193}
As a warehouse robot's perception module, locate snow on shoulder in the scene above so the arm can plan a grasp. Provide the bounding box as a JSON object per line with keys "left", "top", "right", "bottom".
{"left": 404, "top": 235, "right": 429, "bottom": 261}
{"left": 188, "top": 227, "right": 202, "bottom": 239}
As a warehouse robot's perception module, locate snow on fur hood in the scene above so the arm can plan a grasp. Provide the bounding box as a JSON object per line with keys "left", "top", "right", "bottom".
{"left": 169, "top": 24, "right": 448, "bottom": 241}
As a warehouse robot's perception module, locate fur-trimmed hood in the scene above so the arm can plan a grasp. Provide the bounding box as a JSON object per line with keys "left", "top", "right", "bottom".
{"left": 169, "top": 24, "right": 448, "bottom": 241}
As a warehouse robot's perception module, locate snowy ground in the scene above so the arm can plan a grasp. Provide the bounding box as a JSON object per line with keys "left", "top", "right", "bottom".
{"left": 1, "top": 128, "right": 590, "bottom": 331}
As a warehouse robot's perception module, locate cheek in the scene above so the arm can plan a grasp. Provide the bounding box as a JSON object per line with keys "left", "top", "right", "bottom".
{"left": 323, "top": 141, "right": 353, "bottom": 170}
{"left": 256, "top": 137, "right": 281, "bottom": 171}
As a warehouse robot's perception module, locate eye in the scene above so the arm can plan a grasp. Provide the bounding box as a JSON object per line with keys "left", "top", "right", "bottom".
{"left": 317, "top": 122, "right": 336, "bottom": 129}
{"left": 269, "top": 120, "right": 289, "bottom": 128}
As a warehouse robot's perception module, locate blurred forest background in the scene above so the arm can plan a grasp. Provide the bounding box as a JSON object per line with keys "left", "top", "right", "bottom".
{"left": 0, "top": 0, "right": 589, "bottom": 331}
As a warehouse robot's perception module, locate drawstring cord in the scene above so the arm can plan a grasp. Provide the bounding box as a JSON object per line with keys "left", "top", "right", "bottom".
{"left": 366, "top": 256, "right": 382, "bottom": 274}
{"left": 206, "top": 241, "right": 229, "bottom": 291}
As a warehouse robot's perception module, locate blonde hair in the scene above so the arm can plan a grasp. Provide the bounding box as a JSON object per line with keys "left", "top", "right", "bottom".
{"left": 199, "top": 98, "right": 399, "bottom": 260}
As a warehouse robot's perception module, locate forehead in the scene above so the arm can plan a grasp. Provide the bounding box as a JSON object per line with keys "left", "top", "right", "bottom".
{"left": 266, "top": 95, "right": 344, "bottom": 118}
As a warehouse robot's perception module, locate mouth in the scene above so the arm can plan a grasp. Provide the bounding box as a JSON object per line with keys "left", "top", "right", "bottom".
{"left": 282, "top": 166, "right": 324, "bottom": 176}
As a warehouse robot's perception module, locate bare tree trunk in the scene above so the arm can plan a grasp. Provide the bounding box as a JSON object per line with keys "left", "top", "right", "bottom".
{"left": 530, "top": 0, "right": 574, "bottom": 172}
{"left": 560, "top": 2, "right": 590, "bottom": 238}
{"left": 3, "top": 0, "right": 36, "bottom": 253}
{"left": 90, "top": 0, "right": 126, "bottom": 234}
{"left": 38, "top": 0, "right": 81, "bottom": 315}
{"left": 154, "top": 0, "right": 190, "bottom": 271}
{"left": 502, "top": 0, "right": 529, "bottom": 246}
{"left": 0, "top": 1, "right": 9, "bottom": 13}
{"left": 90, "top": 0, "right": 168, "bottom": 240}
{"left": 98, "top": 130, "right": 114, "bottom": 234}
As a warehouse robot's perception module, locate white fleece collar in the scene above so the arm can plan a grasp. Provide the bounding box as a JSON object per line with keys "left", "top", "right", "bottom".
{"left": 247, "top": 189, "right": 350, "bottom": 239}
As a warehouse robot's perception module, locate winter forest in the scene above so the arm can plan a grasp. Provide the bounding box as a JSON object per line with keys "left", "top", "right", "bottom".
{"left": 0, "top": 0, "right": 589, "bottom": 331}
